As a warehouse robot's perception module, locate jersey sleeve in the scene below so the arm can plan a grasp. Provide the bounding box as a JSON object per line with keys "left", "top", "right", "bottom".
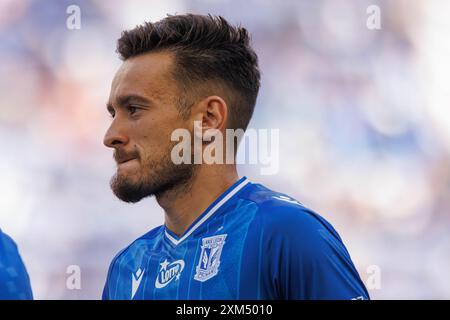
{"left": 0, "top": 231, "right": 33, "bottom": 300}
{"left": 261, "top": 203, "right": 369, "bottom": 300}
{"left": 102, "top": 272, "right": 111, "bottom": 300}
{"left": 102, "top": 253, "right": 118, "bottom": 300}
{"left": 102, "top": 246, "right": 128, "bottom": 300}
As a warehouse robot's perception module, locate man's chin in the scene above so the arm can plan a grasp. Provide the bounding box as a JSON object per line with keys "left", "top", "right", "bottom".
{"left": 109, "top": 158, "right": 196, "bottom": 203}
{"left": 110, "top": 175, "right": 151, "bottom": 203}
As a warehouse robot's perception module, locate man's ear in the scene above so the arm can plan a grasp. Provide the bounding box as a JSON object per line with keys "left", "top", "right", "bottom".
{"left": 191, "top": 95, "right": 228, "bottom": 136}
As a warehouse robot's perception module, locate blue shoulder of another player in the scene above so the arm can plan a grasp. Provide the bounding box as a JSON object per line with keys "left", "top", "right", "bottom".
{"left": 241, "top": 183, "right": 370, "bottom": 300}
{"left": 0, "top": 229, "right": 33, "bottom": 300}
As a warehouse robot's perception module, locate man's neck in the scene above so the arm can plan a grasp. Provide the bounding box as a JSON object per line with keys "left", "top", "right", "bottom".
{"left": 156, "top": 165, "right": 239, "bottom": 237}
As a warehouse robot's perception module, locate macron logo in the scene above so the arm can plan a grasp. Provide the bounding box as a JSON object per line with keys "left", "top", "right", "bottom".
{"left": 131, "top": 268, "right": 145, "bottom": 299}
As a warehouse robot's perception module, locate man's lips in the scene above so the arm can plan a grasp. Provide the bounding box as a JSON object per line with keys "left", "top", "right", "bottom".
{"left": 113, "top": 150, "right": 139, "bottom": 165}
{"left": 117, "top": 157, "right": 137, "bottom": 164}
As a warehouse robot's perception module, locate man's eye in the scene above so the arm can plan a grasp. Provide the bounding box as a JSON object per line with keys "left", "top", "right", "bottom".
{"left": 127, "top": 106, "right": 139, "bottom": 115}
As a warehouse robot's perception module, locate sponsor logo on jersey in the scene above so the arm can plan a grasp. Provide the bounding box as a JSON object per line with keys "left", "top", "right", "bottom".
{"left": 194, "top": 234, "right": 227, "bottom": 282}
{"left": 155, "top": 259, "right": 185, "bottom": 289}
{"left": 131, "top": 267, "right": 145, "bottom": 299}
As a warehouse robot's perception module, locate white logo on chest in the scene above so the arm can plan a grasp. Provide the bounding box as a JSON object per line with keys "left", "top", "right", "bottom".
{"left": 194, "top": 234, "right": 227, "bottom": 282}
{"left": 131, "top": 268, "right": 145, "bottom": 299}
{"left": 155, "top": 259, "right": 185, "bottom": 289}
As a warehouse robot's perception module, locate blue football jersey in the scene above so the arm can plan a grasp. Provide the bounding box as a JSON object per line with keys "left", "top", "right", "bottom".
{"left": 0, "top": 230, "right": 33, "bottom": 299}
{"left": 103, "top": 177, "right": 369, "bottom": 300}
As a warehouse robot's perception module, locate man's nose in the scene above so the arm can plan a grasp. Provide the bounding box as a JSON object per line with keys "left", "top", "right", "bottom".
{"left": 103, "top": 121, "right": 130, "bottom": 148}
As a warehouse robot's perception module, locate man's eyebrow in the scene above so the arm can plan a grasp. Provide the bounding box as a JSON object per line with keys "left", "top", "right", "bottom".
{"left": 107, "top": 94, "right": 153, "bottom": 109}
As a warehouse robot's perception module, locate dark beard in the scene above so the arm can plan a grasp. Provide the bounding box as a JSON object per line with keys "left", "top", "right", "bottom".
{"left": 110, "top": 150, "right": 195, "bottom": 203}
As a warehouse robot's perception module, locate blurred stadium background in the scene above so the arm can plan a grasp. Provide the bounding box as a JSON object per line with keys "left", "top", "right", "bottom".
{"left": 0, "top": 0, "right": 449, "bottom": 299}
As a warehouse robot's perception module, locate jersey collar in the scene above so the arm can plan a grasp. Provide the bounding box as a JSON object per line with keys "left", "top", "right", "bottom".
{"left": 164, "top": 176, "right": 250, "bottom": 246}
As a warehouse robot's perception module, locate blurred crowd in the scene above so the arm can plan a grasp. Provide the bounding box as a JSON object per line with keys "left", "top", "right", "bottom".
{"left": 0, "top": 0, "right": 449, "bottom": 299}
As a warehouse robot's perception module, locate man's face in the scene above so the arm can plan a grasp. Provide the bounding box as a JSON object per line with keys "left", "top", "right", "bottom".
{"left": 104, "top": 52, "right": 195, "bottom": 202}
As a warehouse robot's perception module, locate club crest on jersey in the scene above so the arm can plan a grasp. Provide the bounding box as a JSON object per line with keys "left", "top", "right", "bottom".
{"left": 155, "top": 259, "right": 185, "bottom": 289}
{"left": 194, "top": 234, "right": 227, "bottom": 282}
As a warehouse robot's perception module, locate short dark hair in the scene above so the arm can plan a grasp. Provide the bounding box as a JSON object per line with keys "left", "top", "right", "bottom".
{"left": 117, "top": 14, "right": 260, "bottom": 131}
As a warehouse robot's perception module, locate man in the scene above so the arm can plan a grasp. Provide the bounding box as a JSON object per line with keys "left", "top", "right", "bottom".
{"left": 102, "top": 14, "right": 369, "bottom": 300}
{"left": 0, "top": 229, "right": 33, "bottom": 299}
